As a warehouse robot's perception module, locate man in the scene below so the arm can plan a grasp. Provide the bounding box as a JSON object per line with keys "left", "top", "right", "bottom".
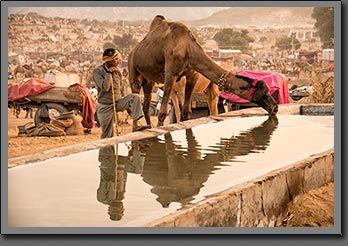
{"left": 89, "top": 86, "right": 100, "bottom": 127}
{"left": 23, "top": 106, "right": 33, "bottom": 118}
{"left": 93, "top": 48, "right": 150, "bottom": 139}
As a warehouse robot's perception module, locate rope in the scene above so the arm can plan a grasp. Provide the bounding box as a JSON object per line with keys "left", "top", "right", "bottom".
{"left": 218, "top": 71, "right": 230, "bottom": 92}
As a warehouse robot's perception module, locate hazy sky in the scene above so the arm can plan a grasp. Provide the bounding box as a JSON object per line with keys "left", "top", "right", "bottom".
{"left": 8, "top": 7, "right": 230, "bottom": 21}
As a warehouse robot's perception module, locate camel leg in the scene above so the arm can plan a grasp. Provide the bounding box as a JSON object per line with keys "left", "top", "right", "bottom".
{"left": 182, "top": 75, "right": 196, "bottom": 121}
{"left": 174, "top": 77, "right": 186, "bottom": 122}
{"left": 128, "top": 64, "right": 152, "bottom": 125}
{"left": 170, "top": 91, "right": 182, "bottom": 123}
{"left": 157, "top": 74, "right": 176, "bottom": 126}
{"left": 128, "top": 50, "right": 143, "bottom": 94}
{"left": 205, "top": 82, "right": 219, "bottom": 115}
{"left": 142, "top": 79, "right": 153, "bottom": 126}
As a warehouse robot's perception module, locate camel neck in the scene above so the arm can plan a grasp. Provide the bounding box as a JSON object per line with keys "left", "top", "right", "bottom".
{"left": 190, "top": 52, "right": 227, "bottom": 83}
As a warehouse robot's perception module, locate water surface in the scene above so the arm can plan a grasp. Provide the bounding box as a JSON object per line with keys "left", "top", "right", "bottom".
{"left": 8, "top": 115, "right": 334, "bottom": 227}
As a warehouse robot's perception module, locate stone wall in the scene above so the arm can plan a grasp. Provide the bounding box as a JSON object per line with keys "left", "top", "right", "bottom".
{"left": 145, "top": 149, "right": 334, "bottom": 227}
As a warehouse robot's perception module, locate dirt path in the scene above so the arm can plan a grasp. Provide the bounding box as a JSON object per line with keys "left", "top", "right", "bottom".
{"left": 7, "top": 108, "right": 334, "bottom": 227}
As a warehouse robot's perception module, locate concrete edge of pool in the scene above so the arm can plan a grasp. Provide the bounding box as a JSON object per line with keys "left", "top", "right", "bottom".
{"left": 8, "top": 103, "right": 334, "bottom": 168}
{"left": 144, "top": 148, "right": 334, "bottom": 227}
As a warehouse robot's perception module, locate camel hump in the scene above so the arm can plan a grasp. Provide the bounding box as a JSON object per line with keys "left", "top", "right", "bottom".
{"left": 155, "top": 15, "right": 165, "bottom": 20}
{"left": 168, "top": 22, "right": 196, "bottom": 42}
{"left": 149, "top": 15, "right": 195, "bottom": 42}
{"left": 149, "top": 15, "right": 167, "bottom": 31}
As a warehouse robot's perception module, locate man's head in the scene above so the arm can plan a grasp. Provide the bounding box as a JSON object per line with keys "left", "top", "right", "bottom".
{"left": 102, "top": 48, "right": 120, "bottom": 67}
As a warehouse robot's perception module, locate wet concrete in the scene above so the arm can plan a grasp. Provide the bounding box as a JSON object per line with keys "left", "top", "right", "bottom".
{"left": 8, "top": 114, "right": 334, "bottom": 227}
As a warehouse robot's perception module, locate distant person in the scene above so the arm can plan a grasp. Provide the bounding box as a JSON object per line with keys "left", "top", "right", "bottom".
{"left": 23, "top": 107, "right": 33, "bottom": 119}
{"left": 89, "top": 86, "right": 98, "bottom": 102}
{"left": 89, "top": 86, "right": 100, "bottom": 127}
{"left": 92, "top": 48, "right": 150, "bottom": 138}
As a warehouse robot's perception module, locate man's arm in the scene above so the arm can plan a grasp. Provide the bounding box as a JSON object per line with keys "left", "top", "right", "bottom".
{"left": 93, "top": 67, "right": 112, "bottom": 92}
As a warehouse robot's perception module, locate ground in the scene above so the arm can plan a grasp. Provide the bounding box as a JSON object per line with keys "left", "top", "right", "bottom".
{"left": 7, "top": 108, "right": 334, "bottom": 227}
{"left": 281, "top": 182, "right": 334, "bottom": 227}
{"left": 7, "top": 108, "right": 137, "bottom": 159}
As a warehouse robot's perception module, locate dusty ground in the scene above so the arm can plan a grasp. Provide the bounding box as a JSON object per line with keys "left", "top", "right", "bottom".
{"left": 7, "top": 108, "right": 334, "bottom": 227}
{"left": 281, "top": 182, "right": 334, "bottom": 227}
{"left": 7, "top": 108, "right": 143, "bottom": 159}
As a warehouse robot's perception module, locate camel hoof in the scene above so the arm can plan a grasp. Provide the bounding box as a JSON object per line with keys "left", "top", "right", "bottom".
{"left": 133, "top": 125, "right": 151, "bottom": 132}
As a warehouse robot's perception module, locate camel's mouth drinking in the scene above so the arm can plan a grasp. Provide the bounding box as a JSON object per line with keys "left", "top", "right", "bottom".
{"left": 251, "top": 84, "right": 278, "bottom": 116}
{"left": 256, "top": 96, "right": 278, "bottom": 116}
{"left": 270, "top": 104, "right": 279, "bottom": 116}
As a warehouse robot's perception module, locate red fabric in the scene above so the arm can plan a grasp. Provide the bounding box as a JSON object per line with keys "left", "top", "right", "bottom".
{"left": 8, "top": 78, "right": 54, "bottom": 102}
{"left": 247, "top": 79, "right": 258, "bottom": 100}
{"left": 220, "top": 70, "right": 290, "bottom": 104}
{"left": 69, "top": 83, "right": 96, "bottom": 129}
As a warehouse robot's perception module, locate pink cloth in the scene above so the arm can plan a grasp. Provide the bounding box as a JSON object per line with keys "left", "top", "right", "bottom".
{"left": 220, "top": 70, "right": 290, "bottom": 104}
{"left": 8, "top": 78, "right": 54, "bottom": 102}
{"left": 8, "top": 79, "right": 96, "bottom": 129}
{"left": 69, "top": 83, "right": 96, "bottom": 129}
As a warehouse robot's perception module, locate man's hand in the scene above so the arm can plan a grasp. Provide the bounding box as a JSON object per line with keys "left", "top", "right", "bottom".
{"left": 107, "top": 66, "right": 118, "bottom": 73}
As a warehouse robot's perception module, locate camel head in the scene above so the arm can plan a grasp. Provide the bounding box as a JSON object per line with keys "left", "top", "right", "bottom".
{"left": 219, "top": 73, "right": 278, "bottom": 116}
{"left": 247, "top": 79, "right": 278, "bottom": 116}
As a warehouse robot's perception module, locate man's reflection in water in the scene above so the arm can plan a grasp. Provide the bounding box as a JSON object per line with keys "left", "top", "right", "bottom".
{"left": 96, "top": 145, "right": 127, "bottom": 221}
{"left": 96, "top": 116, "right": 278, "bottom": 219}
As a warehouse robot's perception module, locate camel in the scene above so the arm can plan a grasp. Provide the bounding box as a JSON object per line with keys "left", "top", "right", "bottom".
{"left": 128, "top": 15, "right": 278, "bottom": 127}
{"left": 170, "top": 74, "right": 219, "bottom": 123}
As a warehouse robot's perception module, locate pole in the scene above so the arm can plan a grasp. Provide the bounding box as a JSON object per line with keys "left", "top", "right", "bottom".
{"left": 110, "top": 73, "right": 120, "bottom": 209}
{"left": 110, "top": 75, "right": 119, "bottom": 158}
{"left": 110, "top": 75, "right": 119, "bottom": 137}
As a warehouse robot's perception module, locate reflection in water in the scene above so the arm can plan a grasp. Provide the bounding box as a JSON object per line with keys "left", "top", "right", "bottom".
{"left": 208, "top": 115, "right": 279, "bottom": 162}
{"left": 97, "top": 145, "right": 127, "bottom": 221}
{"left": 97, "top": 116, "right": 278, "bottom": 220}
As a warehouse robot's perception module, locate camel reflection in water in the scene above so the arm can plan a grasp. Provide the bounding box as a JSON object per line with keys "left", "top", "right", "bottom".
{"left": 97, "top": 116, "right": 278, "bottom": 220}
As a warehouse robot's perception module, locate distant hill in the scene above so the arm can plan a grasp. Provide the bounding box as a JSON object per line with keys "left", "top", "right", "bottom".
{"left": 8, "top": 6, "right": 315, "bottom": 28}
{"left": 188, "top": 7, "right": 315, "bottom": 28}
{"left": 8, "top": 7, "right": 228, "bottom": 22}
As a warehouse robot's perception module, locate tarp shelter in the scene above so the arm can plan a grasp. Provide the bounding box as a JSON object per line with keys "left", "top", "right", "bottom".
{"left": 8, "top": 78, "right": 54, "bottom": 102}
